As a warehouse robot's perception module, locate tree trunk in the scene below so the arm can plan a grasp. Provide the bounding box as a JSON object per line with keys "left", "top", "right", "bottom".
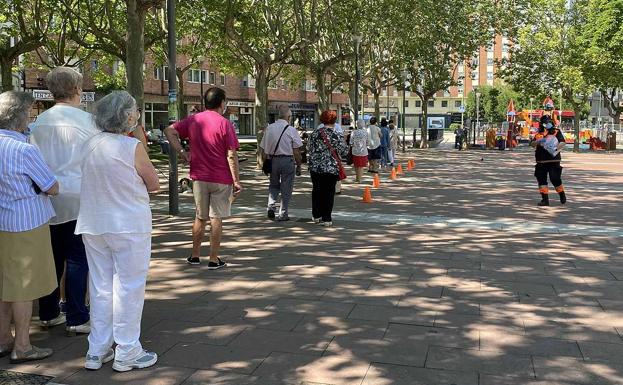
{"left": 373, "top": 91, "right": 380, "bottom": 120}
{"left": 573, "top": 105, "right": 581, "bottom": 153}
{"left": 126, "top": 0, "right": 146, "bottom": 110}
{"left": 255, "top": 65, "right": 269, "bottom": 169}
{"left": 420, "top": 99, "right": 429, "bottom": 148}
{"left": 347, "top": 79, "right": 356, "bottom": 119}
{"left": 315, "top": 71, "right": 330, "bottom": 115}
{"left": 176, "top": 68, "right": 187, "bottom": 120}
{"left": 0, "top": 56, "right": 14, "bottom": 92}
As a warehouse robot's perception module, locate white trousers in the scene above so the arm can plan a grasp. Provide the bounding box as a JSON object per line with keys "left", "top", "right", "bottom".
{"left": 83, "top": 233, "right": 151, "bottom": 361}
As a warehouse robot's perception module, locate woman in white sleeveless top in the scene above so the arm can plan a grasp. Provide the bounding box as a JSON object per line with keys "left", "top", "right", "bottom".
{"left": 75, "top": 91, "right": 159, "bottom": 372}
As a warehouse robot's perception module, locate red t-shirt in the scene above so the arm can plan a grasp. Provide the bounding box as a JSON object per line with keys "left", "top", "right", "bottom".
{"left": 173, "top": 110, "right": 240, "bottom": 184}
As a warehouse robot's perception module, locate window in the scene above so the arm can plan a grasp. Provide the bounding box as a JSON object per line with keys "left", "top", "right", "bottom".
{"left": 405, "top": 100, "right": 409, "bottom": 108}
{"left": 91, "top": 60, "right": 99, "bottom": 71}
{"left": 441, "top": 100, "right": 448, "bottom": 108}
{"left": 455, "top": 101, "right": 462, "bottom": 108}
{"left": 201, "top": 70, "right": 207, "bottom": 83}
{"left": 242, "top": 79, "right": 248, "bottom": 87}
{"left": 415, "top": 100, "right": 421, "bottom": 108}
{"left": 187, "top": 69, "right": 202, "bottom": 83}
{"left": 487, "top": 58, "right": 494, "bottom": 65}
{"left": 220, "top": 73, "right": 226, "bottom": 86}
{"left": 487, "top": 72, "right": 494, "bottom": 80}
{"left": 209, "top": 72, "right": 216, "bottom": 85}
{"left": 428, "top": 100, "right": 435, "bottom": 107}
{"left": 154, "top": 66, "right": 168, "bottom": 81}
{"left": 269, "top": 79, "right": 278, "bottom": 89}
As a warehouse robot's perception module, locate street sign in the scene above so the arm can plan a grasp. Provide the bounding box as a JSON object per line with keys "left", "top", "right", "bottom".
{"left": 33, "top": 89, "right": 95, "bottom": 103}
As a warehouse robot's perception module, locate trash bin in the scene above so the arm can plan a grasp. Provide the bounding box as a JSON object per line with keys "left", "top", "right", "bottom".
{"left": 607, "top": 132, "right": 617, "bottom": 151}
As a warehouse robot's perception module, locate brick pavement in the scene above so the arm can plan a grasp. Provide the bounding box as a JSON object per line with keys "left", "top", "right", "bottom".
{"left": 1, "top": 147, "right": 623, "bottom": 384}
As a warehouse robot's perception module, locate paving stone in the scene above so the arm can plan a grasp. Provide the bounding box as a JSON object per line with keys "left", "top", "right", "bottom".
{"left": 480, "top": 330, "right": 582, "bottom": 357}
{"left": 433, "top": 313, "right": 525, "bottom": 332}
{"left": 142, "top": 319, "right": 247, "bottom": 345}
{"left": 347, "top": 304, "right": 435, "bottom": 325}
{"left": 158, "top": 343, "right": 267, "bottom": 374}
{"left": 480, "top": 374, "right": 583, "bottom": 385}
{"left": 361, "top": 363, "right": 478, "bottom": 385}
{"left": 0, "top": 340, "right": 86, "bottom": 381}
{"left": 207, "top": 307, "right": 305, "bottom": 331}
{"left": 532, "top": 356, "right": 623, "bottom": 384}
{"left": 425, "top": 346, "right": 534, "bottom": 378}
{"left": 62, "top": 365, "right": 195, "bottom": 385}
{"left": 578, "top": 340, "right": 623, "bottom": 363}
{"left": 179, "top": 370, "right": 259, "bottom": 385}
{"left": 324, "top": 336, "right": 427, "bottom": 366}
{"left": 252, "top": 351, "right": 369, "bottom": 385}
{"left": 265, "top": 299, "right": 355, "bottom": 318}
{"left": 383, "top": 323, "right": 478, "bottom": 349}
{"left": 523, "top": 319, "right": 622, "bottom": 343}
{"left": 228, "top": 328, "right": 332, "bottom": 355}
{"left": 292, "top": 316, "right": 388, "bottom": 339}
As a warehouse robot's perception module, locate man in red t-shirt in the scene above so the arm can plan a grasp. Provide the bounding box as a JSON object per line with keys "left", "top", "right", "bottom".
{"left": 164, "top": 87, "right": 241, "bottom": 269}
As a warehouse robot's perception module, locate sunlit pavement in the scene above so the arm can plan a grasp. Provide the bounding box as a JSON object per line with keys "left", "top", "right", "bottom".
{"left": 2, "top": 146, "right": 623, "bottom": 385}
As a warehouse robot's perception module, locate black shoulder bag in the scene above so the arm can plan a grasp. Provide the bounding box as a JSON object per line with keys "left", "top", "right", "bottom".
{"left": 262, "top": 125, "right": 289, "bottom": 175}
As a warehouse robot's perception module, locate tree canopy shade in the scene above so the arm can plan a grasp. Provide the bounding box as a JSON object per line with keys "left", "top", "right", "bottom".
{"left": 501, "top": 0, "right": 592, "bottom": 152}
{"left": 580, "top": 0, "right": 623, "bottom": 122}
{"left": 0, "top": 0, "right": 56, "bottom": 91}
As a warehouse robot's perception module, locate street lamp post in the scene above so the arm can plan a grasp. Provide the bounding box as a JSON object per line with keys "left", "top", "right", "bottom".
{"left": 530, "top": 96, "right": 535, "bottom": 112}
{"left": 167, "top": 0, "right": 179, "bottom": 215}
{"left": 401, "top": 69, "right": 408, "bottom": 152}
{"left": 475, "top": 90, "right": 481, "bottom": 146}
{"left": 352, "top": 34, "right": 362, "bottom": 123}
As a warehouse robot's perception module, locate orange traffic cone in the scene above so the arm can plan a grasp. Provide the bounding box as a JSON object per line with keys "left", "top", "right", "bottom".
{"left": 407, "top": 159, "right": 414, "bottom": 170}
{"left": 396, "top": 164, "right": 404, "bottom": 175}
{"left": 362, "top": 186, "right": 373, "bottom": 203}
{"left": 390, "top": 168, "right": 397, "bottom": 180}
{"left": 372, "top": 174, "right": 380, "bottom": 188}
{"left": 410, "top": 159, "right": 416, "bottom": 168}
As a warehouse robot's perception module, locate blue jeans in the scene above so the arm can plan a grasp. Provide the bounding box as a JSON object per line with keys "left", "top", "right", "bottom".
{"left": 380, "top": 146, "right": 389, "bottom": 167}
{"left": 39, "top": 220, "right": 90, "bottom": 326}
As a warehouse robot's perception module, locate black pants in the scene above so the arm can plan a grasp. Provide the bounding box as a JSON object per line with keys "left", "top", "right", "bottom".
{"left": 39, "top": 220, "right": 90, "bottom": 326}
{"left": 534, "top": 163, "right": 563, "bottom": 190}
{"left": 311, "top": 171, "right": 338, "bottom": 222}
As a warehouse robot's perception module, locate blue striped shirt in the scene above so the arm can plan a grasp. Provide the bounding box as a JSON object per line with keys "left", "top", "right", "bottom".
{"left": 0, "top": 129, "right": 56, "bottom": 232}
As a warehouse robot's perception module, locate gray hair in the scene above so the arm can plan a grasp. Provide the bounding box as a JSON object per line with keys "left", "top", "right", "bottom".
{"left": 47, "top": 67, "right": 83, "bottom": 101}
{"left": 278, "top": 104, "right": 291, "bottom": 120}
{"left": 356, "top": 118, "right": 365, "bottom": 129}
{"left": 93, "top": 91, "right": 137, "bottom": 134}
{"left": 0, "top": 91, "right": 35, "bottom": 131}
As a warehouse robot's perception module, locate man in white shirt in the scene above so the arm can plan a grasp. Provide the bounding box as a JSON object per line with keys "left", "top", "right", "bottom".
{"left": 29, "top": 67, "right": 98, "bottom": 335}
{"left": 260, "top": 105, "right": 303, "bottom": 221}
{"left": 367, "top": 117, "right": 382, "bottom": 173}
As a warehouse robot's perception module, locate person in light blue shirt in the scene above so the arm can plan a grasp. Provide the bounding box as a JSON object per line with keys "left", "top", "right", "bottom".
{"left": 0, "top": 91, "right": 59, "bottom": 364}
{"left": 379, "top": 118, "right": 391, "bottom": 169}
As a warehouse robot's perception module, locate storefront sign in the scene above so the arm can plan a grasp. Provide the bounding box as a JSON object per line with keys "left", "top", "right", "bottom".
{"left": 288, "top": 102, "right": 316, "bottom": 111}
{"left": 33, "top": 89, "right": 95, "bottom": 102}
{"left": 227, "top": 101, "right": 255, "bottom": 108}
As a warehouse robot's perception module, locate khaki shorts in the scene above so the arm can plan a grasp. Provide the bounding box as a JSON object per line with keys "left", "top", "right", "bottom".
{"left": 193, "top": 181, "right": 233, "bottom": 219}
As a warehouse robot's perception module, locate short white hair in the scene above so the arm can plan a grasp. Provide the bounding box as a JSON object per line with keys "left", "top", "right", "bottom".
{"left": 93, "top": 91, "right": 137, "bottom": 134}
{"left": 0, "top": 91, "right": 34, "bottom": 131}
{"left": 47, "top": 67, "right": 83, "bottom": 100}
{"left": 278, "top": 104, "right": 291, "bottom": 120}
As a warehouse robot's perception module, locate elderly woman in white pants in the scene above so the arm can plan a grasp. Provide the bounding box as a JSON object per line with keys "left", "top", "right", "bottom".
{"left": 75, "top": 91, "right": 159, "bottom": 372}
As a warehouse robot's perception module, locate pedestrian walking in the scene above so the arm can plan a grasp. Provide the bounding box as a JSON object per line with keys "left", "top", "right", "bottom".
{"left": 0, "top": 91, "right": 58, "bottom": 363}
{"left": 350, "top": 119, "right": 369, "bottom": 183}
{"left": 308, "top": 111, "right": 348, "bottom": 227}
{"left": 164, "top": 87, "right": 242, "bottom": 267}
{"left": 531, "top": 114, "right": 567, "bottom": 206}
{"left": 388, "top": 121, "right": 399, "bottom": 165}
{"left": 260, "top": 105, "right": 303, "bottom": 221}
{"left": 379, "top": 118, "right": 390, "bottom": 169}
{"left": 367, "top": 117, "right": 382, "bottom": 173}
{"left": 75, "top": 91, "right": 160, "bottom": 372}
{"left": 29, "top": 67, "right": 96, "bottom": 336}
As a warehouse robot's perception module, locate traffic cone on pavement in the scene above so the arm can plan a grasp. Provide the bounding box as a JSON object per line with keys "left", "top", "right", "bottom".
{"left": 407, "top": 159, "right": 414, "bottom": 170}
{"left": 362, "top": 186, "right": 373, "bottom": 203}
{"left": 372, "top": 174, "right": 380, "bottom": 188}
{"left": 390, "top": 168, "right": 397, "bottom": 180}
{"left": 396, "top": 164, "right": 404, "bottom": 175}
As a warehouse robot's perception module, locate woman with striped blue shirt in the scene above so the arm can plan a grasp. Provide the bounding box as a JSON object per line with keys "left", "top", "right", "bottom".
{"left": 0, "top": 91, "right": 59, "bottom": 363}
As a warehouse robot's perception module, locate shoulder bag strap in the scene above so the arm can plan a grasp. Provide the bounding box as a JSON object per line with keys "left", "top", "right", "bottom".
{"left": 271, "top": 124, "right": 289, "bottom": 156}
{"left": 320, "top": 129, "right": 343, "bottom": 167}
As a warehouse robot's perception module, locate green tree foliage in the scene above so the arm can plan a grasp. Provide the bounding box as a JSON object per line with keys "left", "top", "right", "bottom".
{"left": 465, "top": 83, "right": 520, "bottom": 123}
{"left": 580, "top": 0, "right": 623, "bottom": 121}
{"left": 501, "top": 0, "right": 593, "bottom": 151}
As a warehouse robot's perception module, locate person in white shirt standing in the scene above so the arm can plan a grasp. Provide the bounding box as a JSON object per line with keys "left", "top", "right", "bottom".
{"left": 260, "top": 105, "right": 303, "bottom": 221}
{"left": 29, "top": 67, "right": 98, "bottom": 335}
{"left": 367, "top": 117, "right": 382, "bottom": 173}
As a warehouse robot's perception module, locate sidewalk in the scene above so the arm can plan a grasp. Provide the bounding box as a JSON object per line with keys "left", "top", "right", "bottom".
{"left": 2, "top": 148, "right": 623, "bottom": 384}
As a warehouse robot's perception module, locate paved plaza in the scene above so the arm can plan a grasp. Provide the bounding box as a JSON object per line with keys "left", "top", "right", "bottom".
{"left": 2, "top": 146, "right": 623, "bottom": 385}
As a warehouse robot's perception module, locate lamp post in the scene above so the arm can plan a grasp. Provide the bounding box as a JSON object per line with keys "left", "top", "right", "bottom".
{"left": 401, "top": 69, "right": 408, "bottom": 152}
{"left": 475, "top": 90, "right": 481, "bottom": 146}
{"left": 167, "top": 0, "right": 179, "bottom": 215}
{"left": 530, "top": 96, "right": 535, "bottom": 112}
{"left": 352, "top": 34, "right": 362, "bottom": 123}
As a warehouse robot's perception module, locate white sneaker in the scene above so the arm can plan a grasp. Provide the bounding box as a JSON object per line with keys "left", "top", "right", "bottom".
{"left": 40, "top": 314, "right": 66, "bottom": 328}
{"left": 66, "top": 321, "right": 90, "bottom": 336}
{"left": 112, "top": 350, "right": 157, "bottom": 372}
{"left": 85, "top": 348, "right": 114, "bottom": 370}
{"left": 312, "top": 217, "right": 321, "bottom": 224}
{"left": 321, "top": 221, "right": 333, "bottom": 227}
